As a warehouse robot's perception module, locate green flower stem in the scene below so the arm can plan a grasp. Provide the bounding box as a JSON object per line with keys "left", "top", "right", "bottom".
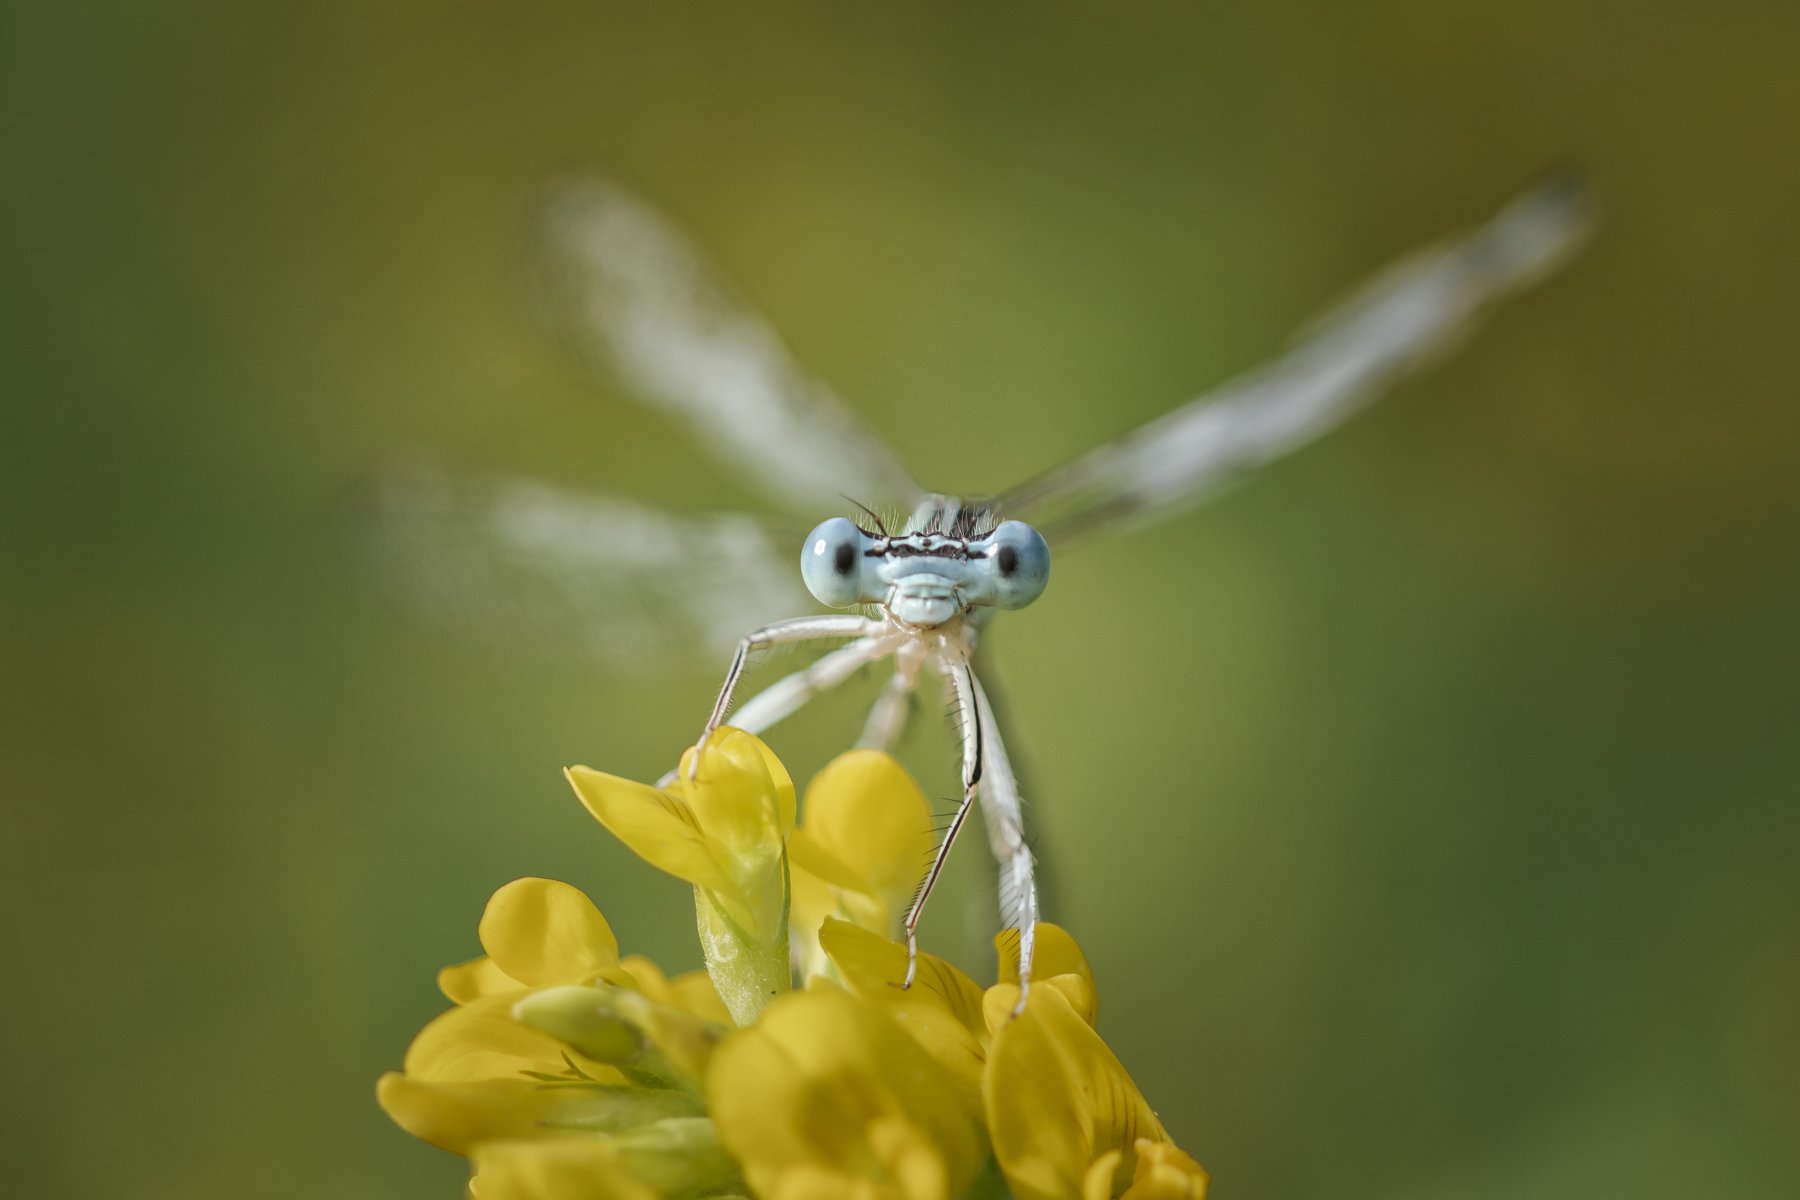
{"left": 695, "top": 868, "right": 791, "bottom": 1026}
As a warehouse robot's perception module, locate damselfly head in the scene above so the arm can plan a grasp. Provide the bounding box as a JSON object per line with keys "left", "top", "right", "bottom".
{"left": 799, "top": 516, "right": 1050, "bottom": 625}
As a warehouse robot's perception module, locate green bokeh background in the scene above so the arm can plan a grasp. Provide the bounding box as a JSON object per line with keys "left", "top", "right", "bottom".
{"left": 4, "top": 3, "right": 1796, "bottom": 1197}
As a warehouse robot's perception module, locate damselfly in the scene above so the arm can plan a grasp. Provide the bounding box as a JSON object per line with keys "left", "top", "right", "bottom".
{"left": 366, "top": 174, "right": 1589, "bottom": 1003}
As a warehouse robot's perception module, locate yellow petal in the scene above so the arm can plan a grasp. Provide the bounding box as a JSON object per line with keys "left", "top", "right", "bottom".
{"left": 995, "top": 923, "right": 1098, "bottom": 1027}
{"left": 376, "top": 1073, "right": 697, "bottom": 1156}
{"left": 815, "top": 920, "right": 988, "bottom": 1115}
{"left": 790, "top": 836, "right": 886, "bottom": 982}
{"left": 378, "top": 1071, "right": 545, "bottom": 1154}
{"left": 676, "top": 726, "right": 796, "bottom": 833}
{"left": 615, "top": 953, "right": 677, "bottom": 1000}
{"left": 748, "top": 727, "right": 798, "bottom": 836}
{"left": 983, "top": 985, "right": 1169, "bottom": 1200}
{"left": 439, "top": 954, "right": 519, "bottom": 1004}
{"left": 675, "top": 727, "right": 790, "bottom": 862}
{"left": 800, "top": 751, "right": 934, "bottom": 912}
{"left": 566, "top": 766, "right": 734, "bottom": 895}
{"left": 401, "top": 1000, "right": 622, "bottom": 1084}
{"left": 1120, "top": 1139, "right": 1210, "bottom": 1200}
{"left": 789, "top": 753, "right": 936, "bottom": 989}
{"left": 821, "top": 919, "right": 986, "bottom": 1036}
{"left": 866, "top": 1114, "right": 951, "bottom": 1200}
{"left": 471, "top": 1120, "right": 740, "bottom": 1200}
{"left": 663, "top": 968, "right": 734, "bottom": 1025}
{"left": 788, "top": 828, "right": 874, "bottom": 895}
{"left": 471, "top": 1137, "right": 660, "bottom": 1200}
{"left": 1084, "top": 1150, "right": 1125, "bottom": 1200}
{"left": 707, "top": 988, "right": 982, "bottom": 1200}
{"left": 477, "top": 878, "right": 619, "bottom": 987}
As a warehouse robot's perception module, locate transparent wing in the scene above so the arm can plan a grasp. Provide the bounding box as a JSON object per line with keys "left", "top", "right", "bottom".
{"left": 535, "top": 179, "right": 925, "bottom": 513}
{"left": 349, "top": 467, "right": 812, "bottom": 672}
{"left": 996, "top": 174, "right": 1594, "bottom": 544}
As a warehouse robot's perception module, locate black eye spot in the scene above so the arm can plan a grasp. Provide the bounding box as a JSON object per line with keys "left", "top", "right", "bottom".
{"left": 833, "top": 542, "right": 856, "bottom": 575}
{"left": 997, "top": 544, "right": 1019, "bottom": 576}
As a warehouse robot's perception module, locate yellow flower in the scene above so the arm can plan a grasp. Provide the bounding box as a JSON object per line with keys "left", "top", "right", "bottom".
{"left": 983, "top": 984, "right": 1206, "bottom": 1200}
{"left": 567, "top": 728, "right": 794, "bottom": 1025}
{"left": 378, "top": 878, "right": 632, "bottom": 1153}
{"left": 381, "top": 733, "right": 1210, "bottom": 1199}
{"left": 787, "top": 749, "right": 936, "bottom": 979}
{"left": 705, "top": 986, "right": 985, "bottom": 1200}
{"left": 376, "top": 877, "right": 728, "bottom": 1164}
{"left": 818, "top": 915, "right": 1204, "bottom": 1200}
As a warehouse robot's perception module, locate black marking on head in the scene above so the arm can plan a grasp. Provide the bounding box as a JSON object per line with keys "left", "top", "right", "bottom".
{"left": 867, "top": 534, "right": 974, "bottom": 561}
{"left": 996, "top": 544, "right": 1019, "bottom": 576}
{"left": 832, "top": 541, "right": 856, "bottom": 575}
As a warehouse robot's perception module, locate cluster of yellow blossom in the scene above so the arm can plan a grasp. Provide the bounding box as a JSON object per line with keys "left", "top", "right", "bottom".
{"left": 378, "top": 728, "right": 1208, "bottom": 1199}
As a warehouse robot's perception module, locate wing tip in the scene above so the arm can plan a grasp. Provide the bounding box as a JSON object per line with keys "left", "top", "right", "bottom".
{"left": 1475, "top": 164, "right": 1598, "bottom": 287}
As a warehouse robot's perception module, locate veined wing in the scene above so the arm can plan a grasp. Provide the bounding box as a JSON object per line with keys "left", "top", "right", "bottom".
{"left": 995, "top": 174, "right": 1593, "bottom": 544}
{"left": 350, "top": 467, "right": 810, "bottom": 672}
{"left": 536, "top": 180, "right": 924, "bottom": 513}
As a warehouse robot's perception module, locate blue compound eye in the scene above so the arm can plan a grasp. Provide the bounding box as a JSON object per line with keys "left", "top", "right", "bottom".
{"left": 986, "top": 520, "right": 1050, "bottom": 610}
{"left": 800, "top": 517, "right": 869, "bottom": 607}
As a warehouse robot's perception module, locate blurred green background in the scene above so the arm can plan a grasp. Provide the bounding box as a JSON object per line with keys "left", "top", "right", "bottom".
{"left": 4, "top": 2, "right": 1797, "bottom": 1197}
